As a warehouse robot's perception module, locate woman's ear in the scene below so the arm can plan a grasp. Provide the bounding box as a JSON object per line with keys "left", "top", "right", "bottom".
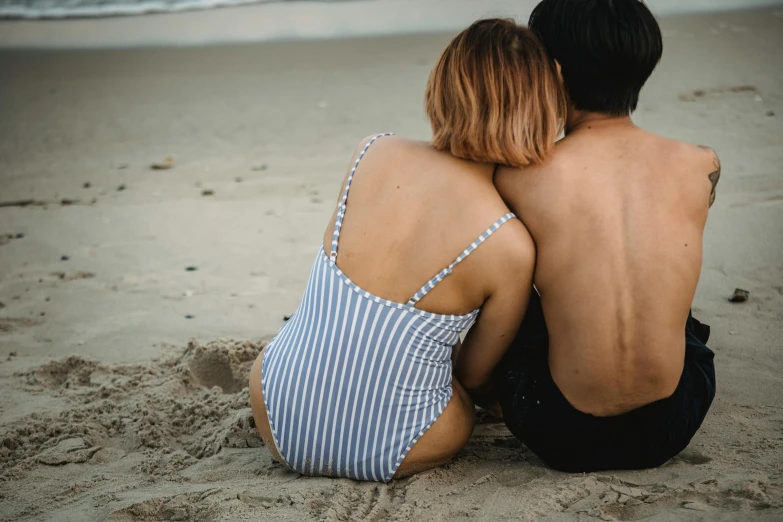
{"left": 555, "top": 60, "right": 563, "bottom": 83}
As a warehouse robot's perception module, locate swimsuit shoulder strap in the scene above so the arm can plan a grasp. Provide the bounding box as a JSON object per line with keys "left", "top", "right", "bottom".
{"left": 330, "top": 133, "right": 394, "bottom": 262}
{"left": 407, "top": 213, "right": 517, "bottom": 306}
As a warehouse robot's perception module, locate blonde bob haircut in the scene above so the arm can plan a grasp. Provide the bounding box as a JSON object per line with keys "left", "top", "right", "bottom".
{"left": 425, "top": 18, "right": 566, "bottom": 167}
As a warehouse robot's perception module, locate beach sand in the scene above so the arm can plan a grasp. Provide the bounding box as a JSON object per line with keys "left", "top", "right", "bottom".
{"left": 1, "top": 6, "right": 782, "bottom": 521}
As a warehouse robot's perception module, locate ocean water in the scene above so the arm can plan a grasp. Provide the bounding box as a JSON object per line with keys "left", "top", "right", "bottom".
{"left": 0, "top": 0, "right": 274, "bottom": 18}
{"left": 1, "top": 0, "right": 782, "bottom": 20}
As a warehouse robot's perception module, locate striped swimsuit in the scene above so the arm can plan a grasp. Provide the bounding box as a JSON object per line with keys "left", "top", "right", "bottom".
{"left": 261, "top": 134, "right": 516, "bottom": 482}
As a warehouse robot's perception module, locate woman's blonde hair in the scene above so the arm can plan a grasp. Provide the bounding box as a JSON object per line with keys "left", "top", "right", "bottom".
{"left": 425, "top": 18, "right": 566, "bottom": 167}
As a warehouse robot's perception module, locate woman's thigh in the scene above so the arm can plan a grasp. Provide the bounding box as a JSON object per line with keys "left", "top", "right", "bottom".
{"left": 394, "top": 377, "right": 475, "bottom": 478}
{"left": 248, "top": 351, "right": 285, "bottom": 464}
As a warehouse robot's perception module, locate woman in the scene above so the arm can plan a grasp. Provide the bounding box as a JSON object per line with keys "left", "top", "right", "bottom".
{"left": 249, "top": 18, "right": 565, "bottom": 482}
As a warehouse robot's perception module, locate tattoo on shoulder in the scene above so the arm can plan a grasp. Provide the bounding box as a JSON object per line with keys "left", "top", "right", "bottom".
{"left": 698, "top": 146, "right": 721, "bottom": 207}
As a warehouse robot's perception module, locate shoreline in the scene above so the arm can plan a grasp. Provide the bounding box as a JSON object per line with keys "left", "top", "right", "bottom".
{"left": 0, "top": 0, "right": 781, "bottom": 49}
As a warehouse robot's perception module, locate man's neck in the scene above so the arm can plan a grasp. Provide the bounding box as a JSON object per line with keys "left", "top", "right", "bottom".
{"left": 565, "top": 110, "right": 635, "bottom": 136}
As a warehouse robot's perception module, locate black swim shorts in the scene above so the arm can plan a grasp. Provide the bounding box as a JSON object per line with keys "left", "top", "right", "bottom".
{"left": 494, "top": 291, "right": 716, "bottom": 473}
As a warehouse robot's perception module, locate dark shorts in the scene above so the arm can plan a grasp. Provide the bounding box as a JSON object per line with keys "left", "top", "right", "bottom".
{"left": 494, "top": 291, "right": 716, "bottom": 473}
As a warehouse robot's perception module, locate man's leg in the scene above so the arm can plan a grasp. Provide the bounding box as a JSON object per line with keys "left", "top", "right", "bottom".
{"left": 688, "top": 310, "right": 711, "bottom": 345}
{"left": 661, "top": 314, "right": 716, "bottom": 461}
{"left": 515, "top": 287, "right": 549, "bottom": 342}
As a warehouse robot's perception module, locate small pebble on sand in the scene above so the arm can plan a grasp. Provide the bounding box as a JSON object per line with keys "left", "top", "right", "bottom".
{"left": 729, "top": 288, "right": 750, "bottom": 303}
{"left": 201, "top": 189, "right": 215, "bottom": 197}
{"left": 767, "top": 110, "right": 775, "bottom": 117}
{"left": 252, "top": 164, "right": 268, "bottom": 172}
{"left": 60, "top": 255, "right": 70, "bottom": 261}
{"left": 185, "top": 266, "right": 198, "bottom": 272}
{"left": 82, "top": 182, "right": 91, "bottom": 189}
{"left": 235, "top": 177, "right": 243, "bottom": 183}
{"left": 151, "top": 157, "right": 175, "bottom": 170}
{"left": 117, "top": 184, "right": 126, "bottom": 191}
{"left": 185, "top": 314, "right": 195, "bottom": 319}
{"left": 283, "top": 315, "right": 292, "bottom": 321}
{"left": 15, "top": 233, "right": 24, "bottom": 239}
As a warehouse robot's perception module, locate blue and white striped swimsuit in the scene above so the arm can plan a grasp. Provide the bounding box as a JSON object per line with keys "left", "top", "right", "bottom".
{"left": 261, "top": 134, "right": 516, "bottom": 482}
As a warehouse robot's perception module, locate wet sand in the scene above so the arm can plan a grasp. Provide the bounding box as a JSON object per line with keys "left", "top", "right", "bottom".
{"left": 1, "top": 6, "right": 782, "bottom": 521}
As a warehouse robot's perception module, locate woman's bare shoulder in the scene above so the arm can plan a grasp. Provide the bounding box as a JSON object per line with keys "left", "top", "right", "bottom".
{"left": 494, "top": 216, "right": 536, "bottom": 263}
{"left": 354, "top": 134, "right": 427, "bottom": 149}
{"left": 366, "top": 136, "right": 497, "bottom": 167}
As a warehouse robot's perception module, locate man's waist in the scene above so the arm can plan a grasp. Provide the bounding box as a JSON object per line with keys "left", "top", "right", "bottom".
{"left": 549, "top": 349, "right": 685, "bottom": 416}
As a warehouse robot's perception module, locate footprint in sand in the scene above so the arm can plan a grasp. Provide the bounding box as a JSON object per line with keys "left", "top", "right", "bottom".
{"left": 597, "top": 478, "right": 774, "bottom": 520}
{"left": 0, "top": 317, "right": 43, "bottom": 333}
{"left": 318, "top": 483, "right": 401, "bottom": 522}
{"left": 674, "top": 448, "right": 713, "bottom": 465}
{"left": 679, "top": 85, "right": 760, "bottom": 102}
{"left": 105, "top": 490, "right": 222, "bottom": 522}
{"left": 27, "top": 356, "right": 100, "bottom": 389}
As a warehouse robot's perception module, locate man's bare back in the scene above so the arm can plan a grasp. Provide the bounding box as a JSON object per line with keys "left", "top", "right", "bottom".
{"left": 484, "top": 0, "right": 717, "bottom": 473}
{"left": 496, "top": 117, "right": 720, "bottom": 416}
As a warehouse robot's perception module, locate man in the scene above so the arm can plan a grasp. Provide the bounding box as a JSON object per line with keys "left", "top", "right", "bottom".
{"left": 479, "top": 0, "right": 718, "bottom": 472}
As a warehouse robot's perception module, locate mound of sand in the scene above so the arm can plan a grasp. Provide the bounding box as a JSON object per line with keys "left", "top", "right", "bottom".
{"left": 1, "top": 339, "right": 264, "bottom": 482}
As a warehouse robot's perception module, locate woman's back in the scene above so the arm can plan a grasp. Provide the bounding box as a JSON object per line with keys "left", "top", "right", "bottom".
{"left": 262, "top": 134, "right": 523, "bottom": 482}
{"left": 325, "top": 135, "right": 517, "bottom": 316}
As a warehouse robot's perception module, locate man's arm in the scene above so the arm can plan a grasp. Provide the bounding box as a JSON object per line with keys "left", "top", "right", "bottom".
{"left": 697, "top": 146, "right": 721, "bottom": 208}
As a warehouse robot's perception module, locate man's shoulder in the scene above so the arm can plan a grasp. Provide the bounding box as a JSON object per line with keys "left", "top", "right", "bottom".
{"left": 495, "top": 143, "right": 575, "bottom": 210}
{"left": 496, "top": 144, "right": 565, "bottom": 182}
{"left": 643, "top": 132, "right": 718, "bottom": 169}
{"left": 495, "top": 160, "right": 552, "bottom": 199}
{"left": 644, "top": 133, "right": 721, "bottom": 208}
{"left": 693, "top": 144, "right": 721, "bottom": 172}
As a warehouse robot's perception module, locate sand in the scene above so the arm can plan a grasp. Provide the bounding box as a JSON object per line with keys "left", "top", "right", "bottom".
{"left": 1, "top": 6, "right": 782, "bottom": 522}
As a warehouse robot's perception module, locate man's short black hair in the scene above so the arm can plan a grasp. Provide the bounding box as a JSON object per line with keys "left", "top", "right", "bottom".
{"left": 529, "top": 0, "right": 663, "bottom": 116}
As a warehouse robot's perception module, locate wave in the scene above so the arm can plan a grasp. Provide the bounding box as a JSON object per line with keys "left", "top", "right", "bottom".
{"left": 0, "top": 0, "right": 292, "bottom": 19}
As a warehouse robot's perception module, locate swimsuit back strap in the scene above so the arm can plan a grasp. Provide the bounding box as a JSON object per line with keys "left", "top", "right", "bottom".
{"left": 330, "top": 133, "right": 394, "bottom": 262}
{"left": 407, "top": 213, "right": 517, "bottom": 306}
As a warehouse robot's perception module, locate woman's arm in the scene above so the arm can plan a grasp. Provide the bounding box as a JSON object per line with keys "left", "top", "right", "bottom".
{"left": 455, "top": 222, "right": 536, "bottom": 407}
